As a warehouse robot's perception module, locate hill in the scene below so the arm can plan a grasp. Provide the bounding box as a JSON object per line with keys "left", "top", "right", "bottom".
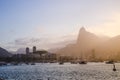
{"left": 0, "top": 47, "right": 12, "bottom": 57}
{"left": 56, "top": 27, "right": 120, "bottom": 61}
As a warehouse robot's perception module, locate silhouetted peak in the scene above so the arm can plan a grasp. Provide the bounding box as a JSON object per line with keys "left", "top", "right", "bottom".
{"left": 77, "top": 27, "right": 99, "bottom": 44}
{"left": 80, "top": 27, "right": 86, "bottom": 33}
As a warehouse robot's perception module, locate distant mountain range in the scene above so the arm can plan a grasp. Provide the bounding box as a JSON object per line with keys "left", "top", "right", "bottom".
{"left": 0, "top": 47, "right": 12, "bottom": 57}
{"left": 56, "top": 27, "right": 120, "bottom": 60}
{"left": 1, "top": 27, "right": 120, "bottom": 60}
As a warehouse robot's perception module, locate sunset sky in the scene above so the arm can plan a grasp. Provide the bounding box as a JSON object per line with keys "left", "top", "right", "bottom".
{"left": 0, "top": 0, "right": 120, "bottom": 51}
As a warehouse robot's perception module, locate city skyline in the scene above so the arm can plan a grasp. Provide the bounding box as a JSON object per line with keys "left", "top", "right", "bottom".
{"left": 1, "top": 0, "right": 120, "bottom": 51}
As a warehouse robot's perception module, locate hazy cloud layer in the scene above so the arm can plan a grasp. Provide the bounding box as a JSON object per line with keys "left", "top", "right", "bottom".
{"left": 3, "top": 34, "right": 76, "bottom": 52}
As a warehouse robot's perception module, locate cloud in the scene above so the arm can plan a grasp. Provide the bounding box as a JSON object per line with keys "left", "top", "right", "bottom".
{"left": 14, "top": 38, "right": 43, "bottom": 45}
{"left": 5, "top": 12, "right": 120, "bottom": 52}
{"left": 4, "top": 34, "right": 76, "bottom": 52}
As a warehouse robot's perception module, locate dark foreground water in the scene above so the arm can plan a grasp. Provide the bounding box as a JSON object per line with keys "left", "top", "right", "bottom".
{"left": 0, "top": 63, "right": 120, "bottom": 80}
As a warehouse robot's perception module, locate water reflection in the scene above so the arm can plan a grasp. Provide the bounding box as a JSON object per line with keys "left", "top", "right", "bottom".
{"left": 0, "top": 63, "right": 120, "bottom": 80}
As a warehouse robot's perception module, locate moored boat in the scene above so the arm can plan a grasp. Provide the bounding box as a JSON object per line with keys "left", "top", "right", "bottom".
{"left": 31, "top": 62, "right": 35, "bottom": 65}
{"left": 59, "top": 61, "right": 64, "bottom": 65}
{"left": 79, "top": 61, "right": 87, "bottom": 64}
{"left": 105, "top": 60, "right": 114, "bottom": 64}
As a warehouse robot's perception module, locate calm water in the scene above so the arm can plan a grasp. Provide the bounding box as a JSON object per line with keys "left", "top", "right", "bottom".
{"left": 0, "top": 63, "right": 120, "bottom": 80}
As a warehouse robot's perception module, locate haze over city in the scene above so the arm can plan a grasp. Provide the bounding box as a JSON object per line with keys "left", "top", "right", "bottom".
{"left": 1, "top": 0, "right": 120, "bottom": 51}
{"left": 1, "top": 0, "right": 120, "bottom": 80}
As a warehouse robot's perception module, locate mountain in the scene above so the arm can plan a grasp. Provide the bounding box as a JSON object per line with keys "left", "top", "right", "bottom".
{"left": 56, "top": 27, "right": 111, "bottom": 60}
{"left": 76, "top": 27, "right": 105, "bottom": 52}
{"left": 95, "top": 35, "right": 120, "bottom": 59}
{"left": 0, "top": 47, "right": 12, "bottom": 57}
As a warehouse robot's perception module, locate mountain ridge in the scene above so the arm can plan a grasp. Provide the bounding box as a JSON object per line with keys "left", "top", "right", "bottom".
{"left": 0, "top": 47, "right": 12, "bottom": 57}
{"left": 56, "top": 27, "right": 120, "bottom": 60}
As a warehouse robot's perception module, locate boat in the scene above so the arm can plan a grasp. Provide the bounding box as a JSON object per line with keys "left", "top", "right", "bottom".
{"left": 31, "top": 62, "right": 35, "bottom": 65}
{"left": 25, "top": 62, "right": 29, "bottom": 65}
{"left": 59, "top": 62, "right": 64, "bottom": 65}
{"left": 79, "top": 61, "right": 87, "bottom": 64}
{"left": 105, "top": 60, "right": 114, "bottom": 64}
{"left": 113, "top": 63, "right": 116, "bottom": 71}
{"left": 49, "top": 60, "right": 56, "bottom": 63}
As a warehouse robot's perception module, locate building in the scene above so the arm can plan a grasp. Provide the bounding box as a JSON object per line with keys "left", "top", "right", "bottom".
{"left": 26, "top": 47, "right": 30, "bottom": 54}
{"left": 33, "top": 46, "right": 36, "bottom": 53}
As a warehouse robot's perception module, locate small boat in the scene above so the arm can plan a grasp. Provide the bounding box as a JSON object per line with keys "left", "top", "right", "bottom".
{"left": 31, "top": 62, "right": 35, "bottom": 65}
{"left": 59, "top": 62, "right": 64, "bottom": 65}
{"left": 113, "top": 63, "right": 116, "bottom": 71}
{"left": 105, "top": 60, "right": 114, "bottom": 64}
{"left": 49, "top": 60, "right": 56, "bottom": 63}
{"left": 79, "top": 61, "right": 87, "bottom": 64}
{"left": 25, "top": 62, "right": 29, "bottom": 65}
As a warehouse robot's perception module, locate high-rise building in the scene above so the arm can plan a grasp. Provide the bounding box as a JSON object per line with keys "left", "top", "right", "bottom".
{"left": 33, "top": 46, "right": 36, "bottom": 53}
{"left": 26, "top": 47, "right": 29, "bottom": 54}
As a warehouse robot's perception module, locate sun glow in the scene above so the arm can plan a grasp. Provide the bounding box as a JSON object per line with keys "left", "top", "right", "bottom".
{"left": 88, "top": 14, "right": 120, "bottom": 37}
